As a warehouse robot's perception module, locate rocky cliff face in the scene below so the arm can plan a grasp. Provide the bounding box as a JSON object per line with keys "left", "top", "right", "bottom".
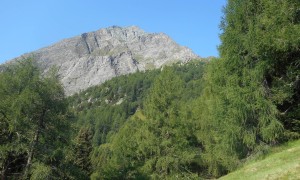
{"left": 10, "top": 26, "right": 199, "bottom": 95}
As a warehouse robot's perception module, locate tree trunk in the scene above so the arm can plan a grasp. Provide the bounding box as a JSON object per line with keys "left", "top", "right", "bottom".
{"left": 1, "top": 162, "right": 7, "bottom": 180}
{"left": 1, "top": 132, "right": 14, "bottom": 180}
{"left": 23, "top": 132, "right": 38, "bottom": 178}
{"left": 23, "top": 110, "right": 46, "bottom": 178}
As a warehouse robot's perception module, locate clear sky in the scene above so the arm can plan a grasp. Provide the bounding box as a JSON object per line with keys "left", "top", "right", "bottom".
{"left": 0, "top": 0, "right": 226, "bottom": 64}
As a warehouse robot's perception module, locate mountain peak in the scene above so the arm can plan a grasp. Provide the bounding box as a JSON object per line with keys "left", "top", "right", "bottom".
{"left": 10, "top": 26, "right": 200, "bottom": 95}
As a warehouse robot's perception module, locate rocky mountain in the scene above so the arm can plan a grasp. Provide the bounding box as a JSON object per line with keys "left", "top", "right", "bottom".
{"left": 8, "top": 26, "right": 200, "bottom": 95}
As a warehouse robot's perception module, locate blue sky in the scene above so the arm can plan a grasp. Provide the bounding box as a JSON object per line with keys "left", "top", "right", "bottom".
{"left": 0, "top": 0, "right": 226, "bottom": 63}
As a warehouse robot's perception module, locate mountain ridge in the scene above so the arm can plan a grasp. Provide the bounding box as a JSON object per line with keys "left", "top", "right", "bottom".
{"left": 5, "top": 26, "right": 200, "bottom": 95}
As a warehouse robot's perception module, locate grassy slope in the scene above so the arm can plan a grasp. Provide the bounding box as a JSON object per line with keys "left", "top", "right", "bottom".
{"left": 220, "top": 140, "right": 300, "bottom": 180}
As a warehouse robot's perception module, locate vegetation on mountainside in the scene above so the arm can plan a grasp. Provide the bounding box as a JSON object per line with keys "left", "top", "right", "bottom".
{"left": 90, "top": 66, "right": 205, "bottom": 179}
{"left": 68, "top": 60, "right": 205, "bottom": 148}
{"left": 1, "top": 0, "right": 299, "bottom": 179}
{"left": 87, "top": 0, "right": 300, "bottom": 178}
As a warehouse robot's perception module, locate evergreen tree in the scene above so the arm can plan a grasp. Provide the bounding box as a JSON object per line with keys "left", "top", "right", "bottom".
{"left": 219, "top": 0, "right": 300, "bottom": 140}
{"left": 194, "top": 0, "right": 300, "bottom": 176}
{"left": 92, "top": 67, "right": 202, "bottom": 179}
{"left": 0, "top": 59, "right": 69, "bottom": 179}
{"left": 74, "top": 127, "right": 93, "bottom": 176}
{"left": 139, "top": 67, "right": 197, "bottom": 178}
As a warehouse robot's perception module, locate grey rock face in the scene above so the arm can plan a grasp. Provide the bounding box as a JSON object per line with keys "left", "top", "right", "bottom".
{"left": 10, "top": 26, "right": 199, "bottom": 95}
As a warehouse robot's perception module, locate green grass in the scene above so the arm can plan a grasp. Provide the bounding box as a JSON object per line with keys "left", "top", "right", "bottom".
{"left": 219, "top": 139, "right": 300, "bottom": 180}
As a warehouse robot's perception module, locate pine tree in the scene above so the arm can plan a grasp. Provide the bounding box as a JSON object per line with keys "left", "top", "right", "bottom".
{"left": 74, "top": 127, "right": 93, "bottom": 176}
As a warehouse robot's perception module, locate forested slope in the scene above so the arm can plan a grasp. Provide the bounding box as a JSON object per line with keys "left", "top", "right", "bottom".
{"left": 1, "top": 0, "right": 299, "bottom": 179}
{"left": 68, "top": 60, "right": 206, "bottom": 179}
{"left": 68, "top": 60, "right": 205, "bottom": 147}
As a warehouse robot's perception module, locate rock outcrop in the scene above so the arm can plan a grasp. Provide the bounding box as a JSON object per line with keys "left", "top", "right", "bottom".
{"left": 8, "top": 26, "right": 199, "bottom": 95}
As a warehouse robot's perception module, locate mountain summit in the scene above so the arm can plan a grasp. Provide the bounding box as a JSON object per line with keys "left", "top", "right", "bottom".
{"left": 12, "top": 26, "right": 199, "bottom": 95}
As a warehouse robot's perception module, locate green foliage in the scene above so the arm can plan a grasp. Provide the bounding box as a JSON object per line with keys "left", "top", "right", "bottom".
{"left": 219, "top": 0, "right": 300, "bottom": 139}
{"left": 1, "top": 1, "right": 298, "bottom": 179}
{"left": 30, "top": 162, "right": 53, "bottom": 180}
{"left": 90, "top": 65, "right": 206, "bottom": 179}
{"left": 68, "top": 69, "right": 160, "bottom": 147}
{"left": 139, "top": 67, "right": 202, "bottom": 178}
{"left": 66, "top": 61, "right": 205, "bottom": 178}
{"left": 194, "top": 58, "right": 283, "bottom": 176}
{"left": 68, "top": 61, "right": 205, "bottom": 148}
{"left": 74, "top": 127, "right": 93, "bottom": 175}
{"left": 0, "top": 59, "right": 71, "bottom": 179}
{"left": 191, "top": 0, "right": 300, "bottom": 177}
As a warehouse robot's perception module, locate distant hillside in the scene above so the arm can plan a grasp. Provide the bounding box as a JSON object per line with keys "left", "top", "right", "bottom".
{"left": 6, "top": 26, "right": 200, "bottom": 95}
{"left": 220, "top": 140, "right": 300, "bottom": 180}
{"left": 68, "top": 60, "right": 206, "bottom": 146}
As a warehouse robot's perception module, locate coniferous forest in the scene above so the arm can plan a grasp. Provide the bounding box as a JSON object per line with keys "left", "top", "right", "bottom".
{"left": 1, "top": 0, "right": 300, "bottom": 179}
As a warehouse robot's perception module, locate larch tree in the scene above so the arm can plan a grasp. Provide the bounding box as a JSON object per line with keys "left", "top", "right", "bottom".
{"left": 74, "top": 126, "right": 93, "bottom": 176}
{"left": 0, "top": 59, "right": 69, "bottom": 179}
{"left": 195, "top": 0, "right": 300, "bottom": 177}
{"left": 92, "top": 67, "right": 201, "bottom": 179}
